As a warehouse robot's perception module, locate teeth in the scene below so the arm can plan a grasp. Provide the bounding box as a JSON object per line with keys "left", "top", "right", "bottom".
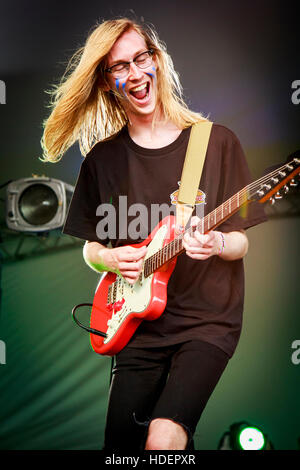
{"left": 130, "top": 83, "right": 147, "bottom": 92}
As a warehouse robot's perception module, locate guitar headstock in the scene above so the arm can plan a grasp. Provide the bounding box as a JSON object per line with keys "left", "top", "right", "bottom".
{"left": 249, "top": 157, "right": 300, "bottom": 204}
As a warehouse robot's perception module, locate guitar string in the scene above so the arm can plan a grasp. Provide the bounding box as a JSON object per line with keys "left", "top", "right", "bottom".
{"left": 144, "top": 160, "right": 300, "bottom": 275}
{"left": 145, "top": 161, "right": 300, "bottom": 274}
{"left": 168, "top": 163, "right": 295, "bottom": 240}
{"left": 112, "top": 161, "right": 299, "bottom": 283}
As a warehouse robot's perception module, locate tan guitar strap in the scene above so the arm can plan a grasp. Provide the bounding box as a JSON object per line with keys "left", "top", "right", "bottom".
{"left": 176, "top": 120, "right": 213, "bottom": 229}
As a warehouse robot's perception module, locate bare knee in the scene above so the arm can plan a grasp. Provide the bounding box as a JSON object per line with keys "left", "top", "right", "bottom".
{"left": 145, "top": 418, "right": 188, "bottom": 450}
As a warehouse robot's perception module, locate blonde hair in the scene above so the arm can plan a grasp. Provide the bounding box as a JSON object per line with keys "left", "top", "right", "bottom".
{"left": 41, "top": 18, "right": 207, "bottom": 163}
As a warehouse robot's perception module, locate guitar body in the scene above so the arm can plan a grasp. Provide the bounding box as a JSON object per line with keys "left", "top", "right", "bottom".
{"left": 89, "top": 215, "right": 177, "bottom": 356}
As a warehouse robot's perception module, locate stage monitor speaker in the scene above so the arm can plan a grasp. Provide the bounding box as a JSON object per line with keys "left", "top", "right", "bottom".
{"left": 6, "top": 176, "right": 74, "bottom": 233}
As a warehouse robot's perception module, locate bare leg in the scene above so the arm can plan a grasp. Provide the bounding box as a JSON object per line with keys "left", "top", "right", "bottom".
{"left": 145, "top": 418, "right": 188, "bottom": 450}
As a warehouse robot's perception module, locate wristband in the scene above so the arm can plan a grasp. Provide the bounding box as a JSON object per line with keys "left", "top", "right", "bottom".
{"left": 218, "top": 232, "right": 225, "bottom": 255}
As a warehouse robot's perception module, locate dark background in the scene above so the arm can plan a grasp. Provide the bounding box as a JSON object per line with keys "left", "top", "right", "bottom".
{"left": 0, "top": 0, "right": 299, "bottom": 450}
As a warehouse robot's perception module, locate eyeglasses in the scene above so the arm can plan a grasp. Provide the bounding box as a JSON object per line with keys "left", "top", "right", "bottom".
{"left": 105, "top": 50, "right": 154, "bottom": 79}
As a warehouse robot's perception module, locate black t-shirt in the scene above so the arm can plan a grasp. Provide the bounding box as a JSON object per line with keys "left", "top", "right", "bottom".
{"left": 63, "top": 124, "right": 267, "bottom": 357}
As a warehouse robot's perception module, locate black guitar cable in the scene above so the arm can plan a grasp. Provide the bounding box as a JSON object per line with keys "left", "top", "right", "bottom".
{"left": 71, "top": 303, "right": 107, "bottom": 338}
{"left": 71, "top": 303, "right": 114, "bottom": 385}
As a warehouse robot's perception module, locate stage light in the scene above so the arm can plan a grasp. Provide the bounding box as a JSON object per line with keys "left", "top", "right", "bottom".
{"left": 5, "top": 176, "right": 74, "bottom": 232}
{"left": 218, "top": 421, "right": 273, "bottom": 450}
{"left": 238, "top": 426, "right": 265, "bottom": 450}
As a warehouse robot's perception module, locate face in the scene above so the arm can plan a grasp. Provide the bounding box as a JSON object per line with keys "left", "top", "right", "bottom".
{"left": 105, "top": 29, "right": 158, "bottom": 120}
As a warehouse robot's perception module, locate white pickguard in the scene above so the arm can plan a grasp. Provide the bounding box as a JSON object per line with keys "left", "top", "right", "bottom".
{"left": 102, "top": 224, "right": 168, "bottom": 343}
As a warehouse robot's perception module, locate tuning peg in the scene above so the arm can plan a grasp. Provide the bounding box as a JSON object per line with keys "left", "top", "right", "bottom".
{"left": 257, "top": 189, "right": 265, "bottom": 197}
{"left": 263, "top": 184, "right": 272, "bottom": 190}
{"left": 290, "top": 178, "right": 298, "bottom": 187}
{"left": 271, "top": 177, "right": 279, "bottom": 184}
{"left": 286, "top": 164, "right": 294, "bottom": 171}
{"left": 269, "top": 197, "right": 275, "bottom": 205}
{"left": 279, "top": 171, "right": 286, "bottom": 178}
{"left": 284, "top": 184, "right": 289, "bottom": 194}
{"left": 274, "top": 191, "right": 283, "bottom": 200}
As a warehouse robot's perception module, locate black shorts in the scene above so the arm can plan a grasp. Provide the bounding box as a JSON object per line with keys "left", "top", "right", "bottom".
{"left": 104, "top": 339, "right": 229, "bottom": 451}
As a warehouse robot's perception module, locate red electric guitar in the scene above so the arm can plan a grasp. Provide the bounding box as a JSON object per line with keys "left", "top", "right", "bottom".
{"left": 72, "top": 157, "right": 300, "bottom": 356}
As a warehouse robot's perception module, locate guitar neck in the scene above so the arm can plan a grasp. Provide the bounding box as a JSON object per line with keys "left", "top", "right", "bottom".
{"left": 143, "top": 156, "right": 300, "bottom": 278}
{"left": 143, "top": 188, "right": 250, "bottom": 277}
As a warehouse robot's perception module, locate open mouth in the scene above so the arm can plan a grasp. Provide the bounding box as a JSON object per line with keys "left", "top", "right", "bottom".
{"left": 129, "top": 82, "right": 150, "bottom": 102}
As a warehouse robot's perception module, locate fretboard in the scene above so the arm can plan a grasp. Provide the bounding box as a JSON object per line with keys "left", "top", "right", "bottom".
{"left": 143, "top": 155, "right": 300, "bottom": 278}
{"left": 143, "top": 187, "right": 249, "bottom": 278}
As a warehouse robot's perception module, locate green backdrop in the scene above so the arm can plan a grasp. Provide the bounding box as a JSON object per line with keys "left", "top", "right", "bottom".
{"left": 0, "top": 216, "right": 299, "bottom": 450}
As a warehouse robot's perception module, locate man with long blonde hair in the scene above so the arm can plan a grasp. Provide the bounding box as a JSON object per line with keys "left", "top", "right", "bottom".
{"left": 42, "top": 17, "right": 266, "bottom": 451}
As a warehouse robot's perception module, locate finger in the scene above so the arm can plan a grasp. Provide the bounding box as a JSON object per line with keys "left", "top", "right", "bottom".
{"left": 190, "top": 216, "right": 200, "bottom": 227}
{"left": 193, "top": 231, "right": 204, "bottom": 244}
{"left": 184, "top": 232, "right": 190, "bottom": 243}
{"left": 120, "top": 247, "right": 147, "bottom": 262}
{"left": 183, "top": 238, "right": 199, "bottom": 249}
{"left": 204, "top": 231, "right": 215, "bottom": 244}
{"left": 121, "top": 271, "right": 140, "bottom": 279}
{"left": 129, "top": 244, "right": 147, "bottom": 251}
{"left": 194, "top": 231, "right": 215, "bottom": 246}
{"left": 184, "top": 231, "right": 200, "bottom": 244}
{"left": 193, "top": 236, "right": 214, "bottom": 250}
{"left": 184, "top": 245, "right": 212, "bottom": 255}
{"left": 186, "top": 251, "right": 210, "bottom": 260}
{"left": 175, "top": 225, "right": 185, "bottom": 236}
{"left": 119, "top": 260, "right": 143, "bottom": 271}
{"left": 184, "top": 235, "right": 203, "bottom": 248}
{"left": 124, "top": 276, "right": 139, "bottom": 285}
{"left": 127, "top": 245, "right": 147, "bottom": 253}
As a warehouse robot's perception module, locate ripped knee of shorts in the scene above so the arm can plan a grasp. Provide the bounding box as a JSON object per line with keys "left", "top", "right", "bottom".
{"left": 133, "top": 412, "right": 151, "bottom": 428}
{"left": 132, "top": 412, "right": 151, "bottom": 451}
